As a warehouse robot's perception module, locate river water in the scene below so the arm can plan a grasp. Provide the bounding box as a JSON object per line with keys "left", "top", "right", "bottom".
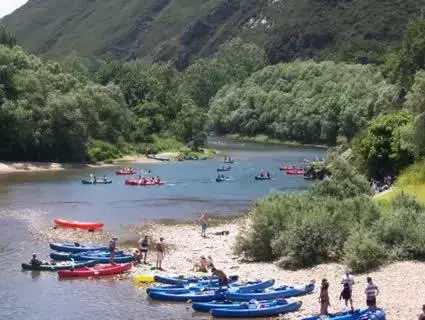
{"left": 0, "top": 139, "right": 325, "bottom": 320}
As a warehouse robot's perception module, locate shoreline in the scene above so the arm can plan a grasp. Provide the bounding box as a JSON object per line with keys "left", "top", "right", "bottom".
{"left": 225, "top": 134, "right": 329, "bottom": 149}
{"left": 127, "top": 219, "right": 424, "bottom": 320}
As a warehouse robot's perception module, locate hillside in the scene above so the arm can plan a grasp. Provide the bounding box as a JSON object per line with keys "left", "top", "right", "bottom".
{"left": 2, "top": 0, "right": 423, "bottom": 68}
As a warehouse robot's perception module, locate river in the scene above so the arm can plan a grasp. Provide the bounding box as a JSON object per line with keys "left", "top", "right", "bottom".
{"left": 0, "top": 139, "right": 325, "bottom": 320}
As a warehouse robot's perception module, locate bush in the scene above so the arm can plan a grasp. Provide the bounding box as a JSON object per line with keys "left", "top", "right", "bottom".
{"left": 87, "top": 140, "right": 120, "bottom": 162}
{"left": 344, "top": 229, "right": 388, "bottom": 273}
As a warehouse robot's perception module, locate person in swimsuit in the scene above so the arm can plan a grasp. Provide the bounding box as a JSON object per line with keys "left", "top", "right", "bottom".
{"left": 193, "top": 256, "right": 210, "bottom": 272}
{"left": 211, "top": 267, "right": 228, "bottom": 290}
{"left": 200, "top": 213, "right": 208, "bottom": 237}
{"left": 138, "top": 235, "right": 149, "bottom": 264}
{"left": 109, "top": 236, "right": 118, "bottom": 264}
{"left": 319, "top": 278, "right": 330, "bottom": 315}
{"left": 156, "top": 237, "right": 165, "bottom": 270}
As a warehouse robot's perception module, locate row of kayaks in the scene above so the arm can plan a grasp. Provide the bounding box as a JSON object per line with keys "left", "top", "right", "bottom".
{"left": 81, "top": 178, "right": 164, "bottom": 186}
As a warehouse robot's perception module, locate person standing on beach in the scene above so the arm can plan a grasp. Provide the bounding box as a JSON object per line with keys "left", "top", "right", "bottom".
{"left": 319, "top": 279, "right": 330, "bottom": 315}
{"left": 156, "top": 237, "right": 165, "bottom": 271}
{"left": 108, "top": 236, "right": 118, "bottom": 264}
{"left": 365, "top": 277, "right": 379, "bottom": 309}
{"left": 419, "top": 304, "right": 425, "bottom": 320}
{"left": 341, "top": 271, "right": 355, "bottom": 310}
{"left": 138, "top": 235, "right": 149, "bottom": 264}
{"left": 200, "top": 213, "right": 208, "bottom": 237}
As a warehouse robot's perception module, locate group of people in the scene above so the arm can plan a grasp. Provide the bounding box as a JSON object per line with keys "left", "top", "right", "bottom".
{"left": 258, "top": 169, "right": 271, "bottom": 178}
{"left": 136, "top": 176, "right": 161, "bottom": 184}
{"left": 224, "top": 156, "right": 233, "bottom": 163}
{"left": 89, "top": 174, "right": 108, "bottom": 183}
{"left": 319, "top": 272, "right": 380, "bottom": 315}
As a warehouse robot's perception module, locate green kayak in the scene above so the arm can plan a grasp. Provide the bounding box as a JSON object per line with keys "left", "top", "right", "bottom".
{"left": 21, "top": 260, "right": 97, "bottom": 271}
{"left": 81, "top": 179, "right": 112, "bottom": 184}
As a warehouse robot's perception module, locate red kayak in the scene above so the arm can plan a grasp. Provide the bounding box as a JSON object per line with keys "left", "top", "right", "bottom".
{"left": 285, "top": 169, "right": 306, "bottom": 175}
{"left": 125, "top": 179, "right": 164, "bottom": 186}
{"left": 54, "top": 218, "right": 104, "bottom": 230}
{"left": 116, "top": 170, "right": 136, "bottom": 175}
{"left": 58, "top": 263, "right": 132, "bottom": 278}
{"left": 279, "top": 166, "right": 298, "bottom": 171}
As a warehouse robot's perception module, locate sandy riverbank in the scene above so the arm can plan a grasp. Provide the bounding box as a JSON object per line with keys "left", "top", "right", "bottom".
{"left": 127, "top": 219, "right": 424, "bottom": 320}
{"left": 0, "top": 153, "right": 175, "bottom": 174}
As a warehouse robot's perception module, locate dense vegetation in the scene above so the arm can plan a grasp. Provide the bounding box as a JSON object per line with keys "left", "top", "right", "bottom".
{"left": 2, "top": 0, "right": 422, "bottom": 67}
{"left": 207, "top": 61, "right": 396, "bottom": 145}
{"left": 236, "top": 159, "right": 425, "bottom": 272}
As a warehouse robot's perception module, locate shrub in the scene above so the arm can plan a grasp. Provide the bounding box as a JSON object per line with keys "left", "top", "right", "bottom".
{"left": 87, "top": 140, "right": 120, "bottom": 162}
{"left": 344, "top": 229, "right": 388, "bottom": 273}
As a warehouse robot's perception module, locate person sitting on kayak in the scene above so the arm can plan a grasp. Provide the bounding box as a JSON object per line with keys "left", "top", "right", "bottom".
{"left": 109, "top": 236, "right": 118, "bottom": 265}
{"left": 193, "top": 255, "right": 210, "bottom": 272}
{"left": 141, "top": 177, "right": 146, "bottom": 184}
{"left": 259, "top": 169, "right": 265, "bottom": 177}
{"left": 211, "top": 267, "right": 229, "bottom": 290}
{"left": 266, "top": 171, "right": 271, "bottom": 178}
{"left": 30, "top": 253, "right": 46, "bottom": 266}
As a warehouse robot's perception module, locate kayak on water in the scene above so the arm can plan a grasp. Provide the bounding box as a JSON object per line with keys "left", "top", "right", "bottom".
{"left": 216, "top": 177, "right": 231, "bottom": 182}
{"left": 279, "top": 166, "right": 298, "bottom": 171}
{"left": 58, "top": 263, "right": 132, "bottom": 278}
{"left": 125, "top": 179, "right": 164, "bottom": 186}
{"left": 301, "top": 308, "right": 386, "bottom": 320}
{"left": 147, "top": 279, "right": 275, "bottom": 294}
{"left": 21, "top": 260, "right": 97, "bottom": 271}
{"left": 210, "top": 300, "right": 302, "bottom": 318}
{"left": 254, "top": 176, "right": 271, "bottom": 180}
{"left": 116, "top": 169, "right": 136, "bottom": 175}
{"left": 49, "top": 243, "right": 108, "bottom": 253}
{"left": 225, "top": 283, "right": 315, "bottom": 301}
{"left": 217, "top": 166, "right": 231, "bottom": 172}
{"left": 285, "top": 169, "right": 306, "bottom": 175}
{"left": 81, "top": 179, "right": 112, "bottom": 184}
{"left": 54, "top": 218, "right": 104, "bottom": 230}
{"left": 153, "top": 274, "right": 239, "bottom": 285}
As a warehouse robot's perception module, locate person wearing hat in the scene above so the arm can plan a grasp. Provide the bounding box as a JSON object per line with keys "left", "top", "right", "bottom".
{"left": 30, "top": 253, "right": 48, "bottom": 266}
{"left": 109, "top": 236, "right": 118, "bottom": 265}
{"left": 156, "top": 237, "right": 165, "bottom": 270}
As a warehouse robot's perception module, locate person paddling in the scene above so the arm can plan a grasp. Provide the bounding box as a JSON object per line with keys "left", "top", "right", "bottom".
{"left": 30, "top": 253, "right": 45, "bottom": 266}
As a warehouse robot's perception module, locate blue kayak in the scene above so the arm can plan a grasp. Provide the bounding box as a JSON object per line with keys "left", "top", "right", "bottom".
{"left": 301, "top": 308, "right": 386, "bottom": 320}
{"left": 192, "top": 298, "right": 291, "bottom": 313}
{"left": 225, "top": 283, "right": 314, "bottom": 301}
{"left": 148, "top": 289, "right": 225, "bottom": 302}
{"left": 217, "top": 166, "right": 231, "bottom": 172}
{"left": 50, "top": 251, "right": 133, "bottom": 263}
{"left": 50, "top": 251, "right": 125, "bottom": 260}
{"left": 210, "top": 300, "right": 302, "bottom": 318}
{"left": 49, "top": 243, "right": 108, "bottom": 253}
{"left": 153, "top": 274, "right": 239, "bottom": 285}
{"left": 147, "top": 279, "right": 275, "bottom": 294}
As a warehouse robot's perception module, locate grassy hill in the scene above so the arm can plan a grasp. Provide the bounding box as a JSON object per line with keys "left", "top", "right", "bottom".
{"left": 2, "top": 0, "right": 424, "bottom": 67}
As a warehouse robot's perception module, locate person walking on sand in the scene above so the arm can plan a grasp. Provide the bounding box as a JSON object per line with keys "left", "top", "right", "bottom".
{"left": 319, "top": 278, "right": 330, "bottom": 315}
{"left": 108, "top": 236, "right": 118, "bottom": 265}
{"left": 365, "top": 277, "right": 379, "bottom": 309}
{"left": 156, "top": 237, "right": 165, "bottom": 271}
{"left": 341, "top": 271, "right": 355, "bottom": 310}
{"left": 138, "top": 235, "right": 149, "bottom": 264}
{"left": 200, "top": 213, "right": 208, "bottom": 237}
{"left": 419, "top": 304, "right": 425, "bottom": 320}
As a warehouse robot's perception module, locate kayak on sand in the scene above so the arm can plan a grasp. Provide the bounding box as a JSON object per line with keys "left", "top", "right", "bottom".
{"left": 21, "top": 260, "right": 97, "bottom": 271}
{"left": 210, "top": 300, "right": 302, "bottom": 318}
{"left": 153, "top": 274, "right": 239, "bottom": 285}
{"left": 147, "top": 279, "right": 275, "bottom": 294}
{"left": 54, "top": 218, "right": 104, "bottom": 230}
{"left": 50, "top": 251, "right": 133, "bottom": 263}
{"left": 49, "top": 243, "right": 108, "bottom": 253}
{"left": 58, "top": 263, "right": 132, "bottom": 278}
{"left": 224, "top": 283, "right": 315, "bottom": 301}
{"left": 301, "top": 308, "right": 386, "bottom": 320}
{"left": 193, "top": 298, "right": 297, "bottom": 312}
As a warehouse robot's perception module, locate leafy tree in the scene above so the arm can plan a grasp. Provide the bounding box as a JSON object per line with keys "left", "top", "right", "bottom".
{"left": 0, "top": 25, "right": 16, "bottom": 47}
{"left": 352, "top": 111, "right": 414, "bottom": 178}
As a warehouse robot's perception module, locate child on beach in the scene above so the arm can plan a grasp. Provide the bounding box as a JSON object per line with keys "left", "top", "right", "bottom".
{"left": 156, "top": 237, "right": 165, "bottom": 271}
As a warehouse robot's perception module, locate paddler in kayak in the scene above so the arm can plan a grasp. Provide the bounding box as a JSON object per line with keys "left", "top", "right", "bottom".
{"left": 30, "top": 253, "right": 49, "bottom": 266}
{"left": 109, "top": 236, "right": 118, "bottom": 264}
